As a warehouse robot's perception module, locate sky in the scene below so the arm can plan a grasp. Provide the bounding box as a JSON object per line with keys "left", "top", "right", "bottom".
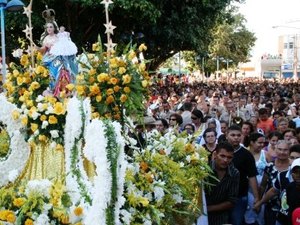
{"left": 238, "top": 0, "right": 300, "bottom": 60}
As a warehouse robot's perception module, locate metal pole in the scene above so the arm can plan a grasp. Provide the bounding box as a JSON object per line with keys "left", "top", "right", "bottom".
{"left": 0, "top": 6, "right": 5, "bottom": 81}
{"left": 178, "top": 51, "right": 181, "bottom": 76}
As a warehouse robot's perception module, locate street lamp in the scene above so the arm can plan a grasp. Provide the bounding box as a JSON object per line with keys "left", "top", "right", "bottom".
{"left": 0, "top": 0, "right": 24, "bottom": 81}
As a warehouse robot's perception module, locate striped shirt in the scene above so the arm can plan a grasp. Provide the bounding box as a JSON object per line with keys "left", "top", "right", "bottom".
{"left": 205, "top": 162, "right": 240, "bottom": 225}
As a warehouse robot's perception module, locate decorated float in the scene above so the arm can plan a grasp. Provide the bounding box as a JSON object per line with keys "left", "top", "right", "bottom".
{"left": 0, "top": 1, "right": 210, "bottom": 224}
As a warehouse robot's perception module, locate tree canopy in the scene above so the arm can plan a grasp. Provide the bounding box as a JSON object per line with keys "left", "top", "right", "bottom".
{"left": 5, "top": 0, "right": 249, "bottom": 70}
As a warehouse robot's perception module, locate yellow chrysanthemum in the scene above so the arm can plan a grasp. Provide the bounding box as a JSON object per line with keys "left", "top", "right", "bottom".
{"left": 24, "top": 218, "right": 34, "bottom": 225}
{"left": 60, "top": 214, "right": 69, "bottom": 224}
{"left": 97, "top": 73, "right": 109, "bottom": 82}
{"left": 128, "top": 50, "right": 136, "bottom": 60}
{"left": 6, "top": 211, "right": 16, "bottom": 223}
{"left": 76, "top": 85, "right": 85, "bottom": 96}
{"left": 139, "top": 63, "right": 146, "bottom": 72}
{"left": 54, "top": 102, "right": 65, "bottom": 115}
{"left": 89, "top": 85, "right": 100, "bottom": 95}
{"left": 106, "top": 88, "right": 114, "bottom": 95}
{"left": 46, "top": 96, "right": 57, "bottom": 104}
{"left": 113, "top": 85, "right": 120, "bottom": 92}
{"left": 13, "top": 197, "right": 26, "bottom": 208}
{"left": 20, "top": 54, "right": 29, "bottom": 66}
{"left": 123, "top": 87, "right": 131, "bottom": 94}
{"left": 92, "top": 42, "right": 101, "bottom": 51}
{"left": 12, "top": 110, "right": 20, "bottom": 120}
{"left": 36, "top": 52, "right": 43, "bottom": 61}
{"left": 74, "top": 206, "right": 83, "bottom": 216}
{"left": 17, "top": 76, "right": 24, "bottom": 86}
{"left": 142, "top": 80, "right": 148, "bottom": 88}
{"left": 122, "top": 74, "right": 132, "bottom": 84}
{"left": 89, "top": 68, "right": 96, "bottom": 76}
{"left": 30, "top": 123, "right": 38, "bottom": 132}
{"left": 106, "top": 95, "right": 115, "bottom": 105}
{"left": 138, "top": 43, "right": 147, "bottom": 51}
{"left": 92, "top": 112, "right": 100, "bottom": 119}
{"left": 110, "top": 77, "right": 118, "bottom": 85}
{"left": 120, "top": 94, "right": 128, "bottom": 103}
{"left": 21, "top": 116, "right": 28, "bottom": 126}
{"left": 35, "top": 65, "right": 45, "bottom": 74}
{"left": 29, "top": 81, "right": 41, "bottom": 91}
{"left": 96, "top": 95, "right": 102, "bottom": 102}
{"left": 12, "top": 69, "right": 19, "bottom": 77}
{"left": 109, "top": 58, "right": 118, "bottom": 68}
{"left": 118, "top": 67, "right": 126, "bottom": 75}
{"left": 40, "top": 114, "right": 47, "bottom": 121}
{"left": 48, "top": 115, "right": 58, "bottom": 124}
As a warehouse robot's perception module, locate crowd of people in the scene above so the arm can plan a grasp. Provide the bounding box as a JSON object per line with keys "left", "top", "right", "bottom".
{"left": 136, "top": 75, "right": 300, "bottom": 225}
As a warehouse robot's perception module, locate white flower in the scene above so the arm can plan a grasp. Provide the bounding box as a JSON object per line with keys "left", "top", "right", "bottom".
{"left": 31, "top": 111, "right": 40, "bottom": 120}
{"left": 186, "top": 155, "right": 191, "bottom": 163}
{"left": 36, "top": 95, "right": 45, "bottom": 102}
{"left": 12, "top": 48, "right": 23, "bottom": 58}
{"left": 120, "top": 209, "right": 132, "bottom": 224}
{"left": 50, "top": 130, "right": 59, "bottom": 139}
{"left": 45, "top": 106, "right": 54, "bottom": 114}
{"left": 42, "top": 121, "right": 49, "bottom": 129}
{"left": 25, "top": 179, "right": 52, "bottom": 198}
{"left": 34, "top": 214, "right": 50, "bottom": 225}
{"left": 37, "top": 103, "right": 45, "bottom": 112}
{"left": 172, "top": 193, "right": 183, "bottom": 204}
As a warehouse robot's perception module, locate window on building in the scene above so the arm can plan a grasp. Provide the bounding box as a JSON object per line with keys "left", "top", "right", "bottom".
{"left": 289, "top": 42, "right": 294, "bottom": 49}
{"left": 284, "top": 43, "right": 288, "bottom": 49}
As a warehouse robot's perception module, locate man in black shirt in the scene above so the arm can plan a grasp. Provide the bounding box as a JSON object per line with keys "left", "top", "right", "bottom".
{"left": 226, "top": 125, "right": 259, "bottom": 225}
{"left": 205, "top": 142, "right": 240, "bottom": 225}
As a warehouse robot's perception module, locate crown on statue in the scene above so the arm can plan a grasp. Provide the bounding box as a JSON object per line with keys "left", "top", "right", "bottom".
{"left": 42, "top": 5, "right": 56, "bottom": 23}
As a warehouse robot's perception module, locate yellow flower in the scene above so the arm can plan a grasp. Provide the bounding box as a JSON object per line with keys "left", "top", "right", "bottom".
{"left": 60, "top": 214, "right": 70, "bottom": 224}
{"left": 6, "top": 211, "right": 16, "bottom": 223}
{"left": 28, "top": 106, "right": 37, "bottom": 118}
{"left": 138, "top": 43, "right": 147, "bottom": 51}
{"left": 113, "top": 85, "right": 120, "bottom": 92}
{"left": 29, "top": 81, "right": 40, "bottom": 91}
{"left": 109, "top": 58, "right": 118, "bottom": 68}
{"left": 128, "top": 50, "right": 136, "bottom": 60}
{"left": 74, "top": 206, "right": 83, "bottom": 216}
{"left": 38, "top": 135, "right": 47, "bottom": 142}
{"left": 13, "top": 197, "right": 26, "bottom": 207}
{"left": 26, "top": 100, "right": 34, "bottom": 107}
{"left": 140, "top": 197, "right": 149, "bottom": 207}
{"left": 96, "top": 95, "right": 102, "bottom": 102}
{"left": 139, "top": 63, "right": 146, "bottom": 72}
{"left": 21, "top": 116, "right": 28, "bottom": 125}
{"left": 89, "top": 85, "right": 100, "bottom": 95}
{"left": 122, "top": 74, "right": 132, "bottom": 84}
{"left": 25, "top": 218, "right": 34, "bottom": 225}
{"left": 92, "top": 42, "right": 101, "bottom": 51}
{"left": 49, "top": 115, "right": 58, "bottom": 124}
{"left": 19, "top": 96, "right": 25, "bottom": 102}
{"left": 54, "top": 102, "right": 65, "bottom": 115}
{"left": 97, "top": 73, "right": 109, "bottom": 82}
{"left": 106, "top": 88, "right": 114, "bottom": 95}
{"left": 123, "top": 87, "right": 131, "bottom": 94}
{"left": 142, "top": 80, "right": 148, "bottom": 88}
{"left": 12, "top": 110, "right": 20, "bottom": 120}
{"left": 56, "top": 144, "right": 64, "bottom": 151}
{"left": 20, "top": 54, "right": 29, "bottom": 66}
{"left": 106, "top": 95, "right": 115, "bottom": 105}
{"left": 12, "top": 69, "right": 19, "bottom": 77}
{"left": 110, "top": 77, "right": 118, "bottom": 85}
{"left": 40, "top": 114, "right": 47, "bottom": 121}
{"left": 76, "top": 85, "right": 85, "bottom": 96}
{"left": 89, "top": 68, "right": 96, "bottom": 76}
{"left": 76, "top": 74, "right": 85, "bottom": 82}
{"left": 120, "top": 94, "right": 128, "bottom": 103}
{"left": 92, "top": 112, "right": 100, "bottom": 119}
{"left": 17, "top": 76, "right": 24, "bottom": 85}
{"left": 118, "top": 67, "right": 126, "bottom": 75}
{"left": 30, "top": 123, "right": 38, "bottom": 132}
{"left": 46, "top": 96, "right": 57, "bottom": 104}
{"left": 66, "top": 83, "right": 75, "bottom": 91}
{"left": 36, "top": 52, "right": 43, "bottom": 61}
{"left": 35, "top": 65, "right": 45, "bottom": 74}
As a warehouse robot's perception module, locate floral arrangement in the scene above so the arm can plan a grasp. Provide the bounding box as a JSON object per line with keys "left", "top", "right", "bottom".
{"left": 120, "top": 129, "right": 211, "bottom": 224}
{"left": 4, "top": 51, "right": 66, "bottom": 148}
{"left": 0, "top": 179, "right": 84, "bottom": 225}
{"left": 74, "top": 41, "right": 150, "bottom": 121}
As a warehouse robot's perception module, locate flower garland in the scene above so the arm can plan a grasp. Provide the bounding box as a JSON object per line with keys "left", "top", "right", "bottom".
{"left": 0, "top": 95, "right": 30, "bottom": 187}
{"left": 64, "top": 97, "right": 92, "bottom": 204}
